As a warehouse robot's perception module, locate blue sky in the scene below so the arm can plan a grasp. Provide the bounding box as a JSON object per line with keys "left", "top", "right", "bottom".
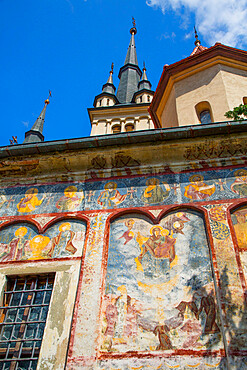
{"left": 1, "top": 0, "right": 247, "bottom": 147}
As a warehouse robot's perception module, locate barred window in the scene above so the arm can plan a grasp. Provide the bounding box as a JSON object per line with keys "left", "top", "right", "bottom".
{"left": 0, "top": 274, "right": 55, "bottom": 369}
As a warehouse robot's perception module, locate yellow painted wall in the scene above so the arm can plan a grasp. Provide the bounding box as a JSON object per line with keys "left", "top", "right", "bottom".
{"left": 161, "top": 86, "right": 179, "bottom": 128}
{"left": 161, "top": 63, "right": 247, "bottom": 128}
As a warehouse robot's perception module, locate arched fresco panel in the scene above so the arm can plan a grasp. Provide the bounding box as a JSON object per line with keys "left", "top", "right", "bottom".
{"left": 232, "top": 206, "right": 247, "bottom": 281}
{"left": 0, "top": 219, "right": 86, "bottom": 262}
{"left": 100, "top": 211, "right": 223, "bottom": 354}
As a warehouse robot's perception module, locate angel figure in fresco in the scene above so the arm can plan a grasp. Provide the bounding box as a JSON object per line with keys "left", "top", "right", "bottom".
{"left": 141, "top": 178, "right": 170, "bottom": 204}
{"left": 230, "top": 169, "right": 247, "bottom": 197}
{"left": 56, "top": 185, "right": 84, "bottom": 211}
{"left": 97, "top": 181, "right": 127, "bottom": 209}
{"left": 47, "top": 222, "right": 77, "bottom": 258}
{"left": 184, "top": 174, "right": 215, "bottom": 201}
{"left": 138, "top": 226, "right": 176, "bottom": 279}
{"left": 17, "top": 188, "right": 45, "bottom": 213}
{"left": 118, "top": 219, "right": 135, "bottom": 245}
{"left": 0, "top": 227, "right": 31, "bottom": 262}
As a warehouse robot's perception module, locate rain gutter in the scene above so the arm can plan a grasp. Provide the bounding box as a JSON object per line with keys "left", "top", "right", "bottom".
{"left": 0, "top": 120, "right": 246, "bottom": 159}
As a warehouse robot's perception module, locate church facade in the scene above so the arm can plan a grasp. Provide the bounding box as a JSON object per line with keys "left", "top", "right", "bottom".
{"left": 0, "top": 25, "right": 247, "bottom": 370}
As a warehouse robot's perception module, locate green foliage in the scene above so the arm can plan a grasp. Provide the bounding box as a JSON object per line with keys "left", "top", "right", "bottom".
{"left": 225, "top": 104, "right": 247, "bottom": 121}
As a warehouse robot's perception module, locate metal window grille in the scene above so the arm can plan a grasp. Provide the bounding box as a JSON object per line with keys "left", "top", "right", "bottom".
{"left": 0, "top": 274, "right": 55, "bottom": 370}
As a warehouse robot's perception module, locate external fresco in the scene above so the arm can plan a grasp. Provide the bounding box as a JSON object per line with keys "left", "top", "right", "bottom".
{"left": 0, "top": 220, "right": 86, "bottom": 262}
{"left": 232, "top": 206, "right": 247, "bottom": 281}
{"left": 101, "top": 212, "right": 222, "bottom": 353}
{"left": 1, "top": 162, "right": 247, "bottom": 369}
{"left": 0, "top": 167, "right": 247, "bottom": 216}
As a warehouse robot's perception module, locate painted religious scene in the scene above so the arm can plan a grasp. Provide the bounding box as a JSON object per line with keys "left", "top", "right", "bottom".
{"left": 1, "top": 167, "right": 247, "bottom": 218}
{"left": 100, "top": 211, "right": 223, "bottom": 353}
{"left": 232, "top": 206, "right": 247, "bottom": 281}
{"left": 0, "top": 220, "right": 86, "bottom": 262}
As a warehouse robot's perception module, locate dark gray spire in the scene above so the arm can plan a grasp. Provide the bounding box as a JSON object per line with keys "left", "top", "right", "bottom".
{"left": 116, "top": 19, "right": 142, "bottom": 103}
{"left": 23, "top": 96, "right": 50, "bottom": 143}
{"left": 138, "top": 63, "right": 152, "bottom": 91}
{"left": 102, "top": 63, "right": 116, "bottom": 95}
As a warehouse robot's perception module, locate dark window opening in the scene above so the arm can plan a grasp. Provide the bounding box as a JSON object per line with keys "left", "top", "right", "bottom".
{"left": 112, "top": 125, "right": 121, "bottom": 134}
{"left": 125, "top": 123, "right": 134, "bottom": 132}
{"left": 200, "top": 110, "right": 212, "bottom": 124}
{"left": 0, "top": 274, "right": 55, "bottom": 369}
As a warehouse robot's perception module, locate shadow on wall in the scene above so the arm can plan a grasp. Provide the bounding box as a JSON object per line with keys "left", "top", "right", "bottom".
{"left": 219, "top": 265, "right": 247, "bottom": 369}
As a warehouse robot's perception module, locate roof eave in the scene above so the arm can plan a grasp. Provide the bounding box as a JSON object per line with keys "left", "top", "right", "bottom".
{"left": 1, "top": 120, "right": 247, "bottom": 159}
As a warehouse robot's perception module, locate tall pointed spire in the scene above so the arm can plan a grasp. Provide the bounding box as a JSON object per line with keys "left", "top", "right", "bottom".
{"left": 23, "top": 92, "right": 51, "bottom": 143}
{"left": 102, "top": 63, "right": 116, "bottom": 95}
{"left": 116, "top": 18, "right": 142, "bottom": 103}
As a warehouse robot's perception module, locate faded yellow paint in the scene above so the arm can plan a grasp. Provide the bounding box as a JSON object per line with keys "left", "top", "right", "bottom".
{"left": 158, "top": 59, "right": 247, "bottom": 128}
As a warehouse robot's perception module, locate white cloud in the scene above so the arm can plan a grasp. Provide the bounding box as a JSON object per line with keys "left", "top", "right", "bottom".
{"left": 22, "top": 121, "right": 29, "bottom": 128}
{"left": 160, "top": 31, "right": 176, "bottom": 40}
{"left": 146, "top": 0, "right": 247, "bottom": 48}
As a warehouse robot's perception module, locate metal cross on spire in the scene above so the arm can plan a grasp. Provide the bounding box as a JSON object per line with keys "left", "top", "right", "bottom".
{"left": 130, "top": 17, "right": 137, "bottom": 35}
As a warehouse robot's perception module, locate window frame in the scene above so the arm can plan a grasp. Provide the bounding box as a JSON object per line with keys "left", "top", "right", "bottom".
{"left": 0, "top": 259, "right": 80, "bottom": 369}
{"left": 0, "top": 274, "right": 55, "bottom": 369}
{"left": 195, "top": 101, "right": 214, "bottom": 124}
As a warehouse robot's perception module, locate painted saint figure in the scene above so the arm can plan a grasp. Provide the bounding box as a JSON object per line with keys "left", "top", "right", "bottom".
{"left": 230, "top": 169, "right": 247, "bottom": 197}
{"left": 232, "top": 208, "right": 247, "bottom": 280}
{"left": 0, "top": 227, "right": 30, "bottom": 262}
{"left": 141, "top": 178, "right": 170, "bottom": 204}
{"left": 198, "top": 294, "right": 220, "bottom": 334}
{"left": 97, "top": 182, "right": 127, "bottom": 209}
{"left": 138, "top": 226, "right": 176, "bottom": 279}
{"left": 0, "top": 192, "right": 7, "bottom": 209}
{"left": 184, "top": 174, "right": 215, "bottom": 201}
{"left": 47, "top": 222, "right": 77, "bottom": 258}
{"left": 56, "top": 185, "right": 84, "bottom": 211}
{"left": 17, "top": 188, "right": 45, "bottom": 213}
{"left": 29, "top": 235, "right": 51, "bottom": 260}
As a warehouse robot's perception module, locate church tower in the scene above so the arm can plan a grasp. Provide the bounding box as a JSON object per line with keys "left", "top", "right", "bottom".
{"left": 88, "top": 20, "right": 154, "bottom": 136}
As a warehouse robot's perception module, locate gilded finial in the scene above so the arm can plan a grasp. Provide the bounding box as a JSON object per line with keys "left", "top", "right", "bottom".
{"left": 194, "top": 26, "right": 201, "bottom": 46}
{"left": 143, "top": 61, "right": 146, "bottom": 71}
{"left": 130, "top": 17, "right": 137, "bottom": 35}
{"left": 111, "top": 63, "right": 114, "bottom": 73}
{"left": 45, "top": 90, "right": 52, "bottom": 105}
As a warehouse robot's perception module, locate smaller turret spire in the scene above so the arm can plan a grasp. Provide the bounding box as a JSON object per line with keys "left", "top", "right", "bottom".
{"left": 194, "top": 26, "right": 201, "bottom": 46}
{"left": 138, "top": 62, "right": 152, "bottom": 91}
{"left": 190, "top": 27, "right": 207, "bottom": 56}
{"left": 23, "top": 92, "right": 51, "bottom": 144}
{"left": 102, "top": 63, "right": 116, "bottom": 95}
